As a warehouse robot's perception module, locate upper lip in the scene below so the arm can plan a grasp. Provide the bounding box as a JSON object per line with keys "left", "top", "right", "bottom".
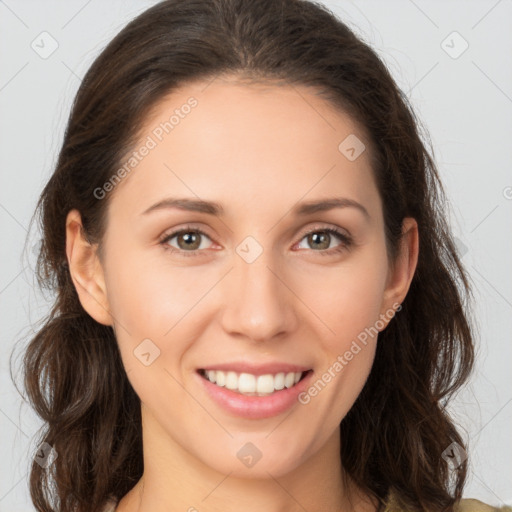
{"left": 198, "top": 362, "right": 312, "bottom": 376}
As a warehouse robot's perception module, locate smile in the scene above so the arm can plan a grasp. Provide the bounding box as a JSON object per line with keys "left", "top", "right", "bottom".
{"left": 198, "top": 369, "right": 310, "bottom": 396}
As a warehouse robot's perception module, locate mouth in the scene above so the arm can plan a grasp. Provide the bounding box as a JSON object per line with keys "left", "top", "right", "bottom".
{"left": 197, "top": 368, "right": 312, "bottom": 397}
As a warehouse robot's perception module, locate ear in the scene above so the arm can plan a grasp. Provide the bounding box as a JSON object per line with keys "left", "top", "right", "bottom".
{"left": 379, "top": 217, "right": 419, "bottom": 326}
{"left": 65, "top": 209, "right": 112, "bottom": 326}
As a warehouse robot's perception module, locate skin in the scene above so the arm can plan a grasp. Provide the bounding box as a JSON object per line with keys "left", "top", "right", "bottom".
{"left": 65, "top": 76, "right": 419, "bottom": 512}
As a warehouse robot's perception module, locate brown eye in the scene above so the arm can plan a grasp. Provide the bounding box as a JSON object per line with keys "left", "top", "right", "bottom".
{"left": 160, "top": 228, "right": 213, "bottom": 256}
{"left": 175, "top": 231, "right": 203, "bottom": 250}
{"left": 295, "top": 227, "right": 352, "bottom": 256}
{"left": 306, "top": 231, "right": 331, "bottom": 250}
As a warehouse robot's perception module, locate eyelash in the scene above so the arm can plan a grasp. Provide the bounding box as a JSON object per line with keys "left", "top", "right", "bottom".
{"left": 158, "top": 224, "right": 353, "bottom": 258}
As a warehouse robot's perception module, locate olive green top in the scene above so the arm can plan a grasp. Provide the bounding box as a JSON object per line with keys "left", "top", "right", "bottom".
{"left": 384, "top": 492, "right": 512, "bottom": 512}
{"left": 454, "top": 499, "right": 512, "bottom": 512}
{"left": 101, "top": 493, "right": 512, "bottom": 511}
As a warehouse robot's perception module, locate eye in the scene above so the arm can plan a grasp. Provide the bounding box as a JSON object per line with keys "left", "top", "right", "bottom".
{"left": 159, "top": 226, "right": 214, "bottom": 257}
{"left": 159, "top": 224, "right": 352, "bottom": 258}
{"left": 295, "top": 227, "right": 352, "bottom": 256}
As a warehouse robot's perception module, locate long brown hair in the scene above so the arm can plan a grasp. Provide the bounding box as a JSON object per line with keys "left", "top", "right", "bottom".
{"left": 12, "top": 0, "right": 475, "bottom": 510}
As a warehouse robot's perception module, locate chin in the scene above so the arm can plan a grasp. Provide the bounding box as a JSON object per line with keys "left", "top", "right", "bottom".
{"left": 203, "top": 435, "right": 311, "bottom": 480}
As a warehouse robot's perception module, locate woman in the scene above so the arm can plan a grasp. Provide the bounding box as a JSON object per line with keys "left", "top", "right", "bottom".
{"left": 19, "top": 0, "right": 509, "bottom": 511}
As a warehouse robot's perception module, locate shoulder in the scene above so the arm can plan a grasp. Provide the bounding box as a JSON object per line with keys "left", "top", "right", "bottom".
{"left": 384, "top": 491, "right": 511, "bottom": 512}
{"left": 455, "top": 498, "right": 512, "bottom": 512}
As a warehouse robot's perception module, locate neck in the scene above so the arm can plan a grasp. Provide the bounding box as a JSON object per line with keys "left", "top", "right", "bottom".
{"left": 115, "top": 406, "right": 377, "bottom": 512}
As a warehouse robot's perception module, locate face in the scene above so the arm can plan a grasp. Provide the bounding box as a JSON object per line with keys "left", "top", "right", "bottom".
{"left": 68, "top": 76, "right": 417, "bottom": 480}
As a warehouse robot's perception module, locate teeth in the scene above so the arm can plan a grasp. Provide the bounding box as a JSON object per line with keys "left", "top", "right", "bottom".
{"left": 274, "top": 372, "right": 285, "bottom": 390}
{"left": 284, "top": 372, "right": 295, "bottom": 388}
{"left": 225, "top": 371, "right": 238, "bottom": 390}
{"left": 215, "top": 370, "right": 225, "bottom": 387}
{"left": 202, "top": 370, "right": 304, "bottom": 396}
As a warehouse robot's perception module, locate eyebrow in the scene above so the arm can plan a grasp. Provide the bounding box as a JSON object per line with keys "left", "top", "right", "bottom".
{"left": 141, "top": 196, "right": 370, "bottom": 220}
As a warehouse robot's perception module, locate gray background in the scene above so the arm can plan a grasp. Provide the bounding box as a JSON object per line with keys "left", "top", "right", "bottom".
{"left": 1, "top": 0, "right": 511, "bottom": 509}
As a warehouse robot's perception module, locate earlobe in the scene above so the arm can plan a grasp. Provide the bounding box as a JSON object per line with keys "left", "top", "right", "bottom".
{"left": 65, "top": 209, "right": 112, "bottom": 326}
{"left": 379, "top": 217, "right": 419, "bottom": 326}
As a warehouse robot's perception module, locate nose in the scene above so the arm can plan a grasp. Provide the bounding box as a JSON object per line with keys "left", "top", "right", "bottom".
{"left": 220, "top": 250, "right": 298, "bottom": 343}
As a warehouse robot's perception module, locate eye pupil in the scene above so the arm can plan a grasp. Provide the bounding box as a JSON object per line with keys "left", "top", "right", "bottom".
{"left": 179, "top": 232, "right": 201, "bottom": 250}
{"left": 309, "top": 231, "right": 330, "bottom": 250}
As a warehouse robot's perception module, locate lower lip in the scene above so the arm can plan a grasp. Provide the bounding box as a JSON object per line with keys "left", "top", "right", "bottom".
{"left": 196, "top": 370, "right": 313, "bottom": 420}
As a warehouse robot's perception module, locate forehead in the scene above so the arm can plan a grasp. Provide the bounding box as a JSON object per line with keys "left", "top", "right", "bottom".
{"left": 106, "top": 77, "right": 380, "bottom": 222}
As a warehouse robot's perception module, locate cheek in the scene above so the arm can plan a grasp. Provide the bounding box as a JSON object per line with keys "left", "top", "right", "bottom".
{"left": 103, "top": 256, "right": 194, "bottom": 406}
{"left": 297, "top": 251, "right": 388, "bottom": 347}
{"left": 101, "top": 245, "right": 193, "bottom": 373}
{"left": 293, "top": 250, "right": 386, "bottom": 416}
{"left": 104, "top": 242, "right": 200, "bottom": 335}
